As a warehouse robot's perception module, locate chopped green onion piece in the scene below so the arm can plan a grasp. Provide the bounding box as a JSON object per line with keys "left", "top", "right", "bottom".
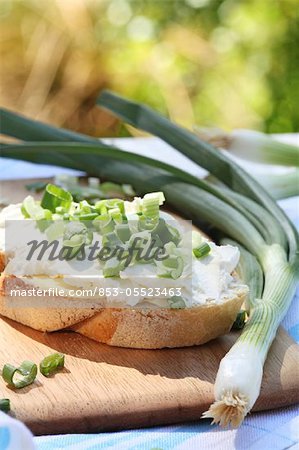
{"left": 109, "top": 207, "right": 123, "bottom": 223}
{"left": 95, "top": 200, "right": 108, "bottom": 214}
{"left": 93, "top": 214, "right": 115, "bottom": 234}
{"left": 115, "top": 223, "right": 131, "bottom": 243}
{"left": 170, "top": 256, "right": 184, "bottom": 279}
{"left": 103, "top": 257, "right": 122, "bottom": 277}
{"left": 40, "top": 353, "right": 65, "bottom": 377}
{"left": 138, "top": 215, "right": 158, "bottom": 231}
{"left": 21, "top": 196, "right": 46, "bottom": 220}
{"left": 193, "top": 242, "right": 211, "bottom": 259}
{"left": 232, "top": 310, "right": 247, "bottom": 330}
{"left": 79, "top": 200, "right": 92, "bottom": 214}
{"left": 64, "top": 221, "right": 87, "bottom": 240}
{"left": 46, "top": 221, "right": 65, "bottom": 240}
{"left": 163, "top": 255, "right": 180, "bottom": 269}
{"left": 41, "top": 184, "right": 73, "bottom": 213}
{"left": 168, "top": 296, "right": 186, "bottom": 309}
{"left": 63, "top": 234, "right": 86, "bottom": 248}
{"left": 0, "top": 399, "right": 10, "bottom": 413}
{"left": 106, "top": 199, "right": 125, "bottom": 214}
{"left": 102, "top": 231, "right": 122, "bottom": 247}
{"left": 151, "top": 219, "right": 180, "bottom": 245}
{"left": 156, "top": 255, "right": 184, "bottom": 279}
{"left": 79, "top": 213, "right": 99, "bottom": 221}
{"left": 142, "top": 192, "right": 165, "bottom": 219}
{"left": 2, "top": 361, "right": 37, "bottom": 389}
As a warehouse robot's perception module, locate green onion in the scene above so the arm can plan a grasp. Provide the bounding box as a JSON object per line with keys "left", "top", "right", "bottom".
{"left": 1, "top": 94, "right": 298, "bottom": 428}
{"left": 103, "top": 257, "right": 122, "bottom": 277}
{"left": 115, "top": 223, "right": 131, "bottom": 242}
{"left": 193, "top": 242, "right": 211, "bottom": 259}
{"left": 93, "top": 214, "right": 115, "bottom": 234}
{"left": 2, "top": 361, "right": 37, "bottom": 389}
{"left": 41, "top": 184, "right": 73, "bottom": 212}
{"left": 40, "top": 353, "right": 65, "bottom": 377}
{"left": 97, "top": 91, "right": 298, "bottom": 260}
{"left": 195, "top": 127, "right": 299, "bottom": 167}
{"left": 253, "top": 170, "right": 299, "bottom": 200}
{"left": 0, "top": 399, "right": 10, "bottom": 413}
{"left": 46, "top": 221, "right": 65, "bottom": 240}
{"left": 21, "top": 195, "right": 49, "bottom": 220}
{"left": 221, "top": 237, "right": 264, "bottom": 312}
{"left": 142, "top": 192, "right": 165, "bottom": 219}
{"left": 168, "top": 296, "right": 186, "bottom": 309}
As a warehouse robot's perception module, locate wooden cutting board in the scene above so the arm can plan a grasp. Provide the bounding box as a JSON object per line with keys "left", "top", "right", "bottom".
{"left": 0, "top": 178, "right": 299, "bottom": 435}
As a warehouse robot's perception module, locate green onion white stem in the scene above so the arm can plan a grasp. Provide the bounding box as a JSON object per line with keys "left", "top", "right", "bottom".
{"left": 203, "top": 244, "right": 298, "bottom": 426}
{"left": 194, "top": 127, "right": 299, "bottom": 167}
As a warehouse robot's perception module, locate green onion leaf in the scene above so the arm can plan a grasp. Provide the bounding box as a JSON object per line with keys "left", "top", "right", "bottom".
{"left": 40, "top": 353, "right": 65, "bottom": 377}
{"left": 2, "top": 361, "right": 37, "bottom": 389}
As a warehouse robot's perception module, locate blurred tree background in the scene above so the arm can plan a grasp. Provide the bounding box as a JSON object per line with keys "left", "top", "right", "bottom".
{"left": 0, "top": 0, "right": 298, "bottom": 137}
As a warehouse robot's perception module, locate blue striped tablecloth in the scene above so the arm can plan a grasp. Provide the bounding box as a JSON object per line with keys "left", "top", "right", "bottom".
{"left": 0, "top": 136, "right": 298, "bottom": 450}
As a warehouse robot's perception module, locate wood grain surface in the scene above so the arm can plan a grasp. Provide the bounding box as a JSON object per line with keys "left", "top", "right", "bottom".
{"left": 0, "top": 178, "right": 298, "bottom": 435}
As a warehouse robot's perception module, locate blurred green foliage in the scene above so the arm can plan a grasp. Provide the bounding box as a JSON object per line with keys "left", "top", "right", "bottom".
{"left": 0, "top": 0, "right": 298, "bottom": 136}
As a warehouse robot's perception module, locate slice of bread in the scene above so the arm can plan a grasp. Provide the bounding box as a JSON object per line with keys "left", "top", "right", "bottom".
{"left": 0, "top": 272, "right": 247, "bottom": 348}
{"left": 72, "top": 285, "right": 246, "bottom": 349}
{"left": 0, "top": 206, "right": 248, "bottom": 348}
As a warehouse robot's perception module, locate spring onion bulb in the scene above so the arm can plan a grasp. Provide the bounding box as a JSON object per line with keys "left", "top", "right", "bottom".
{"left": 202, "top": 244, "right": 298, "bottom": 426}
{"left": 194, "top": 127, "right": 299, "bottom": 167}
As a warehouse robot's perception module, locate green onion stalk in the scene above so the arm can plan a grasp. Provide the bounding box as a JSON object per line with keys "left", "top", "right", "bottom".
{"left": 205, "top": 170, "right": 299, "bottom": 201}
{"left": 194, "top": 127, "right": 299, "bottom": 167}
{"left": 1, "top": 93, "right": 299, "bottom": 427}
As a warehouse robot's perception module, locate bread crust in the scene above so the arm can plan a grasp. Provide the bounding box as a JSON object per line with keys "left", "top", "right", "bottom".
{"left": 0, "top": 274, "right": 99, "bottom": 331}
{"left": 0, "top": 272, "right": 247, "bottom": 347}
{"left": 72, "top": 287, "right": 247, "bottom": 349}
